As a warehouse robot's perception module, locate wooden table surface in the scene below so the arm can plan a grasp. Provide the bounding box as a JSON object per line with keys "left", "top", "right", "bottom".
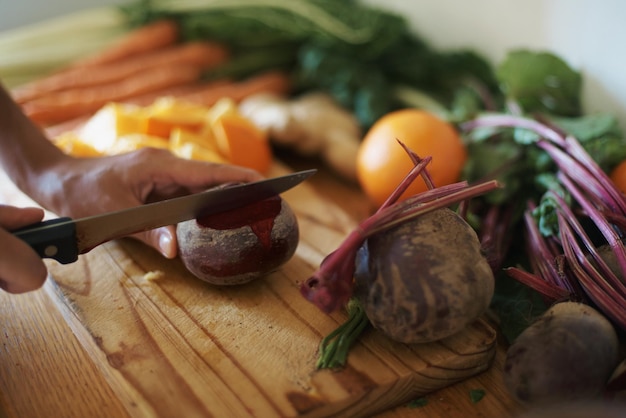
{"left": 0, "top": 156, "right": 523, "bottom": 418}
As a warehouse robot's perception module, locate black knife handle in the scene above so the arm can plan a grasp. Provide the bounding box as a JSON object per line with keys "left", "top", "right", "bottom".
{"left": 12, "top": 217, "right": 79, "bottom": 264}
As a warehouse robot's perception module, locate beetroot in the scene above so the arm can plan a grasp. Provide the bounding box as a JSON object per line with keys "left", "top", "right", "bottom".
{"left": 503, "top": 301, "right": 620, "bottom": 406}
{"left": 177, "top": 195, "right": 299, "bottom": 285}
{"left": 353, "top": 207, "right": 495, "bottom": 343}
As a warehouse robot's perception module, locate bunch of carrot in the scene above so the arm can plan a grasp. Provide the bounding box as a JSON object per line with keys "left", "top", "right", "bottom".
{"left": 12, "top": 19, "right": 292, "bottom": 128}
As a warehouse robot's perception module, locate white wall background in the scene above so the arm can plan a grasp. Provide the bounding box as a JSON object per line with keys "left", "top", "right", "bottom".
{"left": 2, "top": 0, "right": 625, "bottom": 128}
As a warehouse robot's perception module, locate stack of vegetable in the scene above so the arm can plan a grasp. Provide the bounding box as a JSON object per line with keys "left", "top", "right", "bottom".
{"left": 53, "top": 96, "right": 275, "bottom": 173}
{"left": 1, "top": 15, "right": 294, "bottom": 132}
{"left": 456, "top": 60, "right": 626, "bottom": 404}
{"left": 1, "top": 0, "right": 499, "bottom": 184}
{"left": 114, "top": 0, "right": 498, "bottom": 128}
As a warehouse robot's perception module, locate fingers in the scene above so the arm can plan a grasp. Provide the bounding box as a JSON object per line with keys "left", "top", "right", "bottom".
{"left": 0, "top": 206, "right": 48, "bottom": 293}
{"left": 167, "top": 152, "right": 264, "bottom": 185}
{"left": 132, "top": 225, "right": 178, "bottom": 259}
{"left": 133, "top": 158, "right": 262, "bottom": 258}
{"left": 0, "top": 205, "right": 45, "bottom": 229}
{"left": 135, "top": 149, "right": 264, "bottom": 193}
{"left": 202, "top": 163, "right": 264, "bottom": 185}
{"left": 0, "top": 228, "right": 48, "bottom": 294}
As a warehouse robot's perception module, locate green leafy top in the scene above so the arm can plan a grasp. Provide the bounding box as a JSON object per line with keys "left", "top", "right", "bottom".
{"left": 496, "top": 49, "right": 583, "bottom": 116}
{"left": 123, "top": 0, "right": 407, "bottom": 50}
{"left": 121, "top": 0, "right": 498, "bottom": 128}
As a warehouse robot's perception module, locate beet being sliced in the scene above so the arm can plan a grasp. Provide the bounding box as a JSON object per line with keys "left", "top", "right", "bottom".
{"left": 177, "top": 194, "right": 299, "bottom": 285}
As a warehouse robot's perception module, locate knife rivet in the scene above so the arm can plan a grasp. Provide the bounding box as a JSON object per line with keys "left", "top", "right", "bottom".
{"left": 44, "top": 246, "right": 58, "bottom": 257}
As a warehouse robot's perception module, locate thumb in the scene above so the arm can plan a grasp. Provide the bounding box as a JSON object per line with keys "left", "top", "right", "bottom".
{"left": 133, "top": 226, "right": 178, "bottom": 259}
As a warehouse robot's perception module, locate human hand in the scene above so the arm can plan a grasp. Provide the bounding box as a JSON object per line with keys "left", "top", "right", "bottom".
{"left": 0, "top": 205, "right": 48, "bottom": 293}
{"left": 33, "top": 148, "right": 263, "bottom": 259}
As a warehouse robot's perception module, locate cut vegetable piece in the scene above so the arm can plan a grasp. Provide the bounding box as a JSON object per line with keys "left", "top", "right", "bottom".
{"left": 170, "top": 127, "right": 219, "bottom": 153}
{"left": 212, "top": 113, "right": 272, "bottom": 173}
{"left": 105, "top": 134, "right": 169, "bottom": 155}
{"left": 76, "top": 102, "right": 146, "bottom": 152}
{"left": 172, "top": 142, "right": 227, "bottom": 163}
{"left": 142, "top": 97, "right": 210, "bottom": 138}
{"left": 206, "top": 97, "right": 239, "bottom": 124}
{"left": 52, "top": 132, "right": 102, "bottom": 157}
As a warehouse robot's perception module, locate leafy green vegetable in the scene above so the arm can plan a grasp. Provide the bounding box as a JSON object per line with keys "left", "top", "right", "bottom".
{"left": 532, "top": 173, "right": 571, "bottom": 237}
{"left": 295, "top": 42, "right": 393, "bottom": 127}
{"left": 315, "top": 298, "right": 370, "bottom": 369}
{"left": 547, "top": 113, "right": 626, "bottom": 171}
{"left": 124, "top": 0, "right": 408, "bottom": 47}
{"left": 496, "top": 50, "right": 582, "bottom": 116}
{"left": 469, "top": 389, "right": 486, "bottom": 403}
{"left": 121, "top": 0, "right": 498, "bottom": 128}
{"left": 463, "top": 139, "right": 527, "bottom": 205}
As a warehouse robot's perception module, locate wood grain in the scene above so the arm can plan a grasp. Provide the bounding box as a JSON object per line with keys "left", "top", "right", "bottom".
{"left": 0, "top": 283, "right": 128, "bottom": 418}
{"left": 0, "top": 162, "right": 523, "bottom": 418}
{"left": 33, "top": 163, "right": 497, "bottom": 417}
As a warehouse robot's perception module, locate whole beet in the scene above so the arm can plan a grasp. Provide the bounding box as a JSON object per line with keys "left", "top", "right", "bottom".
{"left": 354, "top": 207, "right": 495, "bottom": 343}
{"left": 503, "top": 301, "right": 620, "bottom": 406}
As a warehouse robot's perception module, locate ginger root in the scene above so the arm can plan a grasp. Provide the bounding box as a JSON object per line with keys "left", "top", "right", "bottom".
{"left": 239, "top": 92, "right": 361, "bottom": 180}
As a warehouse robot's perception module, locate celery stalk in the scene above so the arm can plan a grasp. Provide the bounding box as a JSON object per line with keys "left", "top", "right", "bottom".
{"left": 0, "top": 7, "right": 129, "bottom": 87}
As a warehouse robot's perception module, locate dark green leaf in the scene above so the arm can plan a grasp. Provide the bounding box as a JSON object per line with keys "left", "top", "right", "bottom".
{"left": 406, "top": 397, "right": 428, "bottom": 408}
{"left": 469, "top": 389, "right": 486, "bottom": 403}
{"left": 549, "top": 113, "right": 622, "bottom": 141}
{"left": 547, "top": 113, "right": 626, "bottom": 172}
{"left": 497, "top": 50, "right": 582, "bottom": 116}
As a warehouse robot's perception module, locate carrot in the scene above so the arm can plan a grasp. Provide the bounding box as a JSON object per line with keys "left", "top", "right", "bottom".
{"left": 69, "top": 19, "right": 179, "bottom": 69}
{"left": 123, "top": 78, "right": 235, "bottom": 107}
{"left": 12, "top": 41, "right": 230, "bottom": 103}
{"left": 42, "top": 78, "right": 239, "bottom": 137}
{"left": 23, "top": 64, "right": 203, "bottom": 125}
{"left": 178, "top": 71, "right": 292, "bottom": 107}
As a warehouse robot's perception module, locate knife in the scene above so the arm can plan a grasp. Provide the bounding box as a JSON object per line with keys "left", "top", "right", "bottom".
{"left": 12, "top": 169, "right": 316, "bottom": 264}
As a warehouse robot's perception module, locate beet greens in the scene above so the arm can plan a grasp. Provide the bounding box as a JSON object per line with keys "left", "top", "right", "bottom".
{"left": 461, "top": 114, "right": 626, "bottom": 332}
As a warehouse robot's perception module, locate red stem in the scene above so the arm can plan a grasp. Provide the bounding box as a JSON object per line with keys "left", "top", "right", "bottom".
{"left": 504, "top": 267, "right": 571, "bottom": 301}
{"left": 377, "top": 155, "right": 432, "bottom": 211}
{"left": 559, "top": 222, "right": 626, "bottom": 329}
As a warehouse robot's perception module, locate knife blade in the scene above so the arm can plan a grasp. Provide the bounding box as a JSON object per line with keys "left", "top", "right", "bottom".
{"left": 12, "top": 169, "right": 316, "bottom": 264}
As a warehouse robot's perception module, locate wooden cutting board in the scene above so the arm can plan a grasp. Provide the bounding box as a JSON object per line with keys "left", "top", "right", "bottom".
{"left": 37, "top": 162, "right": 497, "bottom": 418}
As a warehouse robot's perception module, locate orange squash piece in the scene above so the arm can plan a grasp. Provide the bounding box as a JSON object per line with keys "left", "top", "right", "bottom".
{"left": 212, "top": 113, "right": 272, "bottom": 174}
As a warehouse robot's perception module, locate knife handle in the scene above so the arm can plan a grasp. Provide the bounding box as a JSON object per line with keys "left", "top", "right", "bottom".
{"left": 12, "top": 217, "right": 79, "bottom": 264}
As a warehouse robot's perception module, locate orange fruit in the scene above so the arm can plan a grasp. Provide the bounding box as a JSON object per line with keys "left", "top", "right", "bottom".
{"left": 356, "top": 109, "right": 467, "bottom": 207}
{"left": 610, "top": 160, "right": 626, "bottom": 194}
{"left": 212, "top": 112, "right": 273, "bottom": 174}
